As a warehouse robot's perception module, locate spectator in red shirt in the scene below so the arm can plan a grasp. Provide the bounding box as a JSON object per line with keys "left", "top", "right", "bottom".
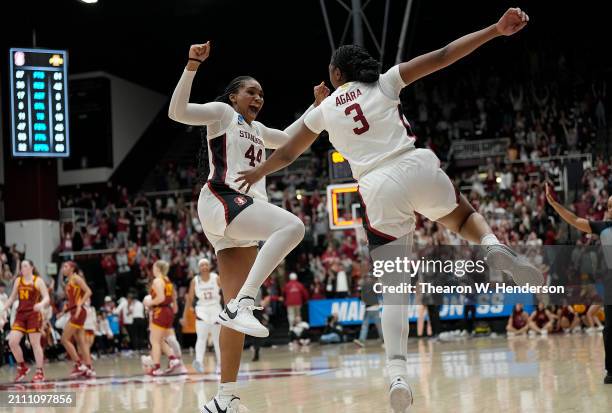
{"left": 148, "top": 222, "right": 161, "bottom": 246}
{"left": 282, "top": 273, "right": 309, "bottom": 327}
{"left": 101, "top": 254, "right": 118, "bottom": 298}
{"left": 340, "top": 236, "right": 357, "bottom": 260}
{"left": 310, "top": 278, "right": 327, "bottom": 300}
{"left": 99, "top": 215, "right": 110, "bottom": 241}
{"left": 116, "top": 210, "right": 131, "bottom": 247}
{"left": 321, "top": 245, "right": 339, "bottom": 270}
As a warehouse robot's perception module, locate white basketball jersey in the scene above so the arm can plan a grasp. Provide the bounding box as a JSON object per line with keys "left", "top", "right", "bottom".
{"left": 305, "top": 65, "right": 415, "bottom": 179}
{"left": 207, "top": 112, "right": 267, "bottom": 201}
{"left": 195, "top": 272, "right": 222, "bottom": 310}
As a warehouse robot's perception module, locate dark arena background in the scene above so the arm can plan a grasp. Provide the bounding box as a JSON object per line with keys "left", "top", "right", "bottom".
{"left": 0, "top": 1, "right": 611, "bottom": 412}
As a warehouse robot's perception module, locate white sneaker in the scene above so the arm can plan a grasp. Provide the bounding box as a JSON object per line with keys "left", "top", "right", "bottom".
{"left": 571, "top": 326, "right": 583, "bottom": 334}
{"left": 485, "top": 244, "right": 544, "bottom": 286}
{"left": 192, "top": 359, "right": 204, "bottom": 373}
{"left": 528, "top": 330, "right": 536, "bottom": 337}
{"left": 141, "top": 355, "right": 154, "bottom": 371}
{"left": 217, "top": 296, "right": 269, "bottom": 338}
{"left": 596, "top": 325, "right": 605, "bottom": 332}
{"left": 507, "top": 331, "right": 516, "bottom": 338}
{"left": 540, "top": 329, "right": 548, "bottom": 336}
{"left": 389, "top": 376, "right": 413, "bottom": 412}
{"left": 201, "top": 395, "right": 248, "bottom": 413}
{"left": 387, "top": 360, "right": 413, "bottom": 412}
{"left": 165, "top": 358, "right": 185, "bottom": 374}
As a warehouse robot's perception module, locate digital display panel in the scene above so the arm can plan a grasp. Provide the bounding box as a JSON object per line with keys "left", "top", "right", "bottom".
{"left": 9, "top": 48, "right": 70, "bottom": 157}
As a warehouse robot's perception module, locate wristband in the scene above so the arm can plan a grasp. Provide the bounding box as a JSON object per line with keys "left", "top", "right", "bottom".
{"left": 188, "top": 57, "right": 203, "bottom": 64}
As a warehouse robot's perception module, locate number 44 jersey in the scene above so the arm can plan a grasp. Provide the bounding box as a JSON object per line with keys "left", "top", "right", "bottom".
{"left": 304, "top": 65, "right": 416, "bottom": 180}
{"left": 207, "top": 111, "right": 268, "bottom": 201}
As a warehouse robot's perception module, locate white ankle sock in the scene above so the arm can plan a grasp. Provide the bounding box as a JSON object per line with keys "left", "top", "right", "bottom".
{"left": 387, "top": 358, "right": 408, "bottom": 379}
{"left": 480, "top": 233, "right": 500, "bottom": 246}
{"left": 236, "top": 295, "right": 255, "bottom": 307}
{"left": 218, "top": 381, "right": 237, "bottom": 403}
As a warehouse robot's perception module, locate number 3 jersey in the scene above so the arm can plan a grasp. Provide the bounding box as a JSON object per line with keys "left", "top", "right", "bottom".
{"left": 304, "top": 65, "right": 415, "bottom": 180}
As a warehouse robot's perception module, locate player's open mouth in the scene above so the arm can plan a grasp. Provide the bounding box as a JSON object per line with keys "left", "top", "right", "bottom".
{"left": 248, "top": 105, "right": 260, "bottom": 116}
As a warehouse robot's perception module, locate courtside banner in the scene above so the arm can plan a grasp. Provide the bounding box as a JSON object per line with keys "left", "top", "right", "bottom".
{"left": 307, "top": 297, "right": 534, "bottom": 327}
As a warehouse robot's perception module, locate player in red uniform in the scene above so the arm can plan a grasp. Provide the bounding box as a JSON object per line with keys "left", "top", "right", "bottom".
{"left": 0, "top": 259, "right": 50, "bottom": 382}
{"left": 143, "top": 260, "right": 185, "bottom": 376}
{"left": 60, "top": 261, "right": 95, "bottom": 378}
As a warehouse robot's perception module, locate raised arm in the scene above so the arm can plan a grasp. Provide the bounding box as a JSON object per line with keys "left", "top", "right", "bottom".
{"left": 398, "top": 8, "right": 529, "bottom": 86}
{"left": 545, "top": 183, "right": 593, "bottom": 233}
{"left": 168, "top": 41, "right": 234, "bottom": 127}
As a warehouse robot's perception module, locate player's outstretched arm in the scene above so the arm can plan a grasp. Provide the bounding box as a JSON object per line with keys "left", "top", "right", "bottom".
{"left": 398, "top": 7, "right": 529, "bottom": 86}
{"left": 545, "top": 183, "right": 593, "bottom": 233}
{"left": 168, "top": 41, "right": 232, "bottom": 126}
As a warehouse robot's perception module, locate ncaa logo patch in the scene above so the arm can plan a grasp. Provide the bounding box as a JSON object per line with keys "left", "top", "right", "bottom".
{"left": 234, "top": 196, "right": 247, "bottom": 206}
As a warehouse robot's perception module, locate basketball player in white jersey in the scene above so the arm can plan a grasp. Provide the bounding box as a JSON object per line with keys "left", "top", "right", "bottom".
{"left": 181, "top": 258, "right": 222, "bottom": 373}
{"left": 237, "top": 8, "right": 540, "bottom": 412}
{"left": 169, "top": 41, "right": 328, "bottom": 413}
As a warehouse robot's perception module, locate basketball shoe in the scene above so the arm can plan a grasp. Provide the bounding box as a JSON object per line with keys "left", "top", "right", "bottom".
{"left": 201, "top": 395, "right": 248, "bottom": 413}
{"left": 192, "top": 359, "right": 204, "bottom": 373}
{"left": 485, "top": 244, "right": 544, "bottom": 286}
{"left": 14, "top": 365, "right": 30, "bottom": 382}
{"left": 217, "top": 296, "right": 268, "bottom": 337}
{"left": 70, "top": 362, "right": 87, "bottom": 377}
{"left": 387, "top": 359, "right": 413, "bottom": 412}
{"left": 32, "top": 368, "right": 45, "bottom": 382}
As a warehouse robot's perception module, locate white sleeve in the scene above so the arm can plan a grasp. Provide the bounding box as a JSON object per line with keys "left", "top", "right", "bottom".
{"left": 168, "top": 69, "right": 234, "bottom": 129}
{"left": 378, "top": 65, "right": 407, "bottom": 99}
{"left": 303, "top": 105, "right": 325, "bottom": 134}
{"left": 260, "top": 104, "right": 316, "bottom": 149}
{"left": 258, "top": 123, "right": 290, "bottom": 150}
{"left": 284, "top": 105, "right": 315, "bottom": 136}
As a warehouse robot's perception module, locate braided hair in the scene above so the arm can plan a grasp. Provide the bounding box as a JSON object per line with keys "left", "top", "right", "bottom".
{"left": 330, "top": 45, "right": 380, "bottom": 83}
{"left": 214, "top": 76, "right": 256, "bottom": 105}
{"left": 197, "top": 76, "right": 257, "bottom": 185}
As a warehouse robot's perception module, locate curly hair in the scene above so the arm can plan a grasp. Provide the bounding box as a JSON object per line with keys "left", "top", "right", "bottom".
{"left": 330, "top": 45, "right": 380, "bottom": 83}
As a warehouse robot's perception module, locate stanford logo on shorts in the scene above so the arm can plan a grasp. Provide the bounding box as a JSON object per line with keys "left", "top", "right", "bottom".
{"left": 234, "top": 196, "right": 247, "bottom": 206}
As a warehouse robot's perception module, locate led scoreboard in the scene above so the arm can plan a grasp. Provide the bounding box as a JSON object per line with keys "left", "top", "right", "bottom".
{"left": 9, "top": 48, "right": 70, "bottom": 157}
{"left": 328, "top": 149, "right": 353, "bottom": 182}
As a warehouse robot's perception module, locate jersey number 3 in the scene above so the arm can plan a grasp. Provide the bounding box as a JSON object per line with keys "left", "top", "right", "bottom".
{"left": 345, "top": 103, "right": 370, "bottom": 135}
{"left": 245, "top": 145, "right": 263, "bottom": 167}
